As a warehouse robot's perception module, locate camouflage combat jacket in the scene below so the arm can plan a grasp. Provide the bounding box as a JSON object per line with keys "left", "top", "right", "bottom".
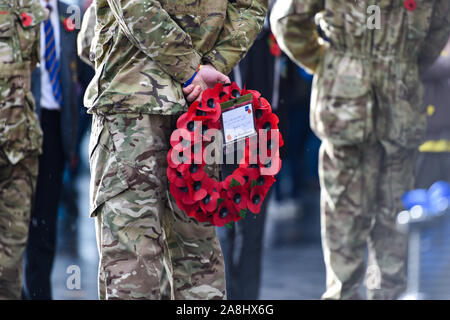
{"left": 0, "top": 0, "right": 46, "bottom": 165}
{"left": 271, "top": 0, "right": 450, "bottom": 148}
{"left": 84, "top": 0, "right": 267, "bottom": 116}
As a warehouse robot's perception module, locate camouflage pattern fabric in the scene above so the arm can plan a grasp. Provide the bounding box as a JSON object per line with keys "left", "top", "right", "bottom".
{"left": 83, "top": 0, "right": 268, "bottom": 115}
{"left": 90, "top": 114, "right": 225, "bottom": 300}
{"left": 77, "top": 3, "right": 96, "bottom": 68}
{"left": 0, "top": 153, "right": 38, "bottom": 300}
{"left": 320, "top": 139, "right": 415, "bottom": 300}
{"left": 0, "top": 0, "right": 46, "bottom": 300}
{"left": 271, "top": 0, "right": 450, "bottom": 299}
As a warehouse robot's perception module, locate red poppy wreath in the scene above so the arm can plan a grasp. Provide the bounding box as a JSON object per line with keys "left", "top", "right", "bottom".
{"left": 167, "top": 82, "right": 283, "bottom": 228}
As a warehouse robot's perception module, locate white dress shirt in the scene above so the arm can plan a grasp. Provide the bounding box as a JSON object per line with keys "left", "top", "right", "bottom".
{"left": 39, "top": 0, "right": 61, "bottom": 110}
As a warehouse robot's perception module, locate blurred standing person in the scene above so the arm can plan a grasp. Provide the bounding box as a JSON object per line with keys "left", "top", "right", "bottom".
{"left": 82, "top": 0, "right": 267, "bottom": 300}
{"left": 416, "top": 38, "right": 450, "bottom": 188}
{"left": 22, "top": 0, "right": 80, "bottom": 300}
{"left": 271, "top": 0, "right": 450, "bottom": 299}
{"left": 0, "top": 0, "right": 47, "bottom": 299}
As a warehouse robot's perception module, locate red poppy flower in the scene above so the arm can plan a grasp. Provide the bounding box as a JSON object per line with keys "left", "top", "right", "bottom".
{"left": 64, "top": 17, "right": 76, "bottom": 32}
{"left": 239, "top": 147, "right": 258, "bottom": 168}
{"left": 186, "top": 101, "right": 217, "bottom": 125}
{"left": 223, "top": 172, "right": 247, "bottom": 189}
{"left": 241, "top": 88, "right": 262, "bottom": 107}
{"left": 404, "top": 0, "right": 417, "bottom": 11}
{"left": 197, "top": 88, "right": 222, "bottom": 121}
{"left": 184, "top": 164, "right": 206, "bottom": 181}
{"left": 177, "top": 112, "right": 202, "bottom": 136}
{"left": 201, "top": 120, "right": 221, "bottom": 142}
{"left": 167, "top": 166, "right": 187, "bottom": 187}
{"left": 257, "top": 131, "right": 283, "bottom": 160}
{"left": 268, "top": 33, "right": 282, "bottom": 57}
{"left": 259, "top": 155, "right": 282, "bottom": 176}
{"left": 241, "top": 88, "right": 261, "bottom": 100}
{"left": 257, "top": 97, "right": 272, "bottom": 111}
{"left": 21, "top": 12, "right": 32, "bottom": 27}
{"left": 177, "top": 200, "right": 199, "bottom": 217}
{"left": 187, "top": 177, "right": 208, "bottom": 202}
{"left": 223, "top": 82, "right": 242, "bottom": 99}
{"left": 238, "top": 164, "right": 260, "bottom": 183}
{"left": 199, "top": 189, "right": 220, "bottom": 213}
{"left": 256, "top": 112, "right": 279, "bottom": 133}
{"left": 213, "top": 200, "right": 238, "bottom": 227}
{"left": 227, "top": 185, "right": 249, "bottom": 211}
{"left": 255, "top": 175, "right": 276, "bottom": 191}
{"left": 170, "top": 128, "right": 193, "bottom": 152}
{"left": 167, "top": 147, "right": 191, "bottom": 169}
{"left": 169, "top": 183, "right": 196, "bottom": 207}
{"left": 247, "top": 185, "right": 268, "bottom": 214}
{"left": 188, "top": 205, "right": 212, "bottom": 223}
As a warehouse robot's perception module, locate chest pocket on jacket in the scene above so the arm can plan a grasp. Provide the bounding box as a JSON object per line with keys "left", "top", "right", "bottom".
{"left": 0, "top": 12, "right": 14, "bottom": 63}
{"left": 15, "top": 8, "right": 41, "bottom": 61}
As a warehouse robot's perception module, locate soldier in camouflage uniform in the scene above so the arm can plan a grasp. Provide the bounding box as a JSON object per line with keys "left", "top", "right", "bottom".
{"left": 271, "top": 0, "right": 450, "bottom": 299}
{"left": 81, "top": 0, "right": 267, "bottom": 299}
{"left": 0, "top": 0, "right": 46, "bottom": 299}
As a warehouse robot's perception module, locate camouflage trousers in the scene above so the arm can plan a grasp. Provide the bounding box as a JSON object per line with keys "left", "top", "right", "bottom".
{"left": 90, "top": 113, "right": 226, "bottom": 300}
{"left": 0, "top": 152, "right": 38, "bottom": 299}
{"left": 319, "top": 139, "right": 416, "bottom": 300}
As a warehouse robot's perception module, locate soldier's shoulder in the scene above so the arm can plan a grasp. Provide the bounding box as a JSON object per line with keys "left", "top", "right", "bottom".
{"left": 18, "top": 0, "right": 48, "bottom": 25}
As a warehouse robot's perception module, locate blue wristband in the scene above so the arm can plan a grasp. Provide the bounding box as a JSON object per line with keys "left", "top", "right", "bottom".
{"left": 183, "top": 71, "right": 198, "bottom": 88}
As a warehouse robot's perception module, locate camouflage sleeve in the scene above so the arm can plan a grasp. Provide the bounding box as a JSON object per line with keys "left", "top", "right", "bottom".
{"left": 77, "top": 4, "right": 96, "bottom": 68}
{"left": 418, "top": 0, "right": 450, "bottom": 73}
{"left": 270, "top": 0, "right": 326, "bottom": 74}
{"left": 202, "top": 0, "right": 268, "bottom": 76}
{"left": 106, "top": 0, "right": 202, "bottom": 83}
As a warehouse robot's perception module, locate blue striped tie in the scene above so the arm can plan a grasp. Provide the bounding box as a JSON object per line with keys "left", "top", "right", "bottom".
{"left": 43, "top": 6, "right": 63, "bottom": 105}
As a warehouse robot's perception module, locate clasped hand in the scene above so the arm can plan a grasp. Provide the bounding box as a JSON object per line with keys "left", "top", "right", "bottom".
{"left": 182, "top": 64, "right": 231, "bottom": 103}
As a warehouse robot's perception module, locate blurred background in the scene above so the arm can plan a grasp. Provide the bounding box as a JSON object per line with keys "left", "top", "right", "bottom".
{"left": 37, "top": 0, "right": 450, "bottom": 300}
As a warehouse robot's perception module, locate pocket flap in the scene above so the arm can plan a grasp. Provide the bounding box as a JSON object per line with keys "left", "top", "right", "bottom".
{"left": 0, "top": 12, "right": 13, "bottom": 37}
{"left": 16, "top": 3, "right": 48, "bottom": 29}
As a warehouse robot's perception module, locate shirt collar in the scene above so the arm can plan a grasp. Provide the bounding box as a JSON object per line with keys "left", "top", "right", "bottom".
{"left": 40, "top": 0, "right": 59, "bottom": 15}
